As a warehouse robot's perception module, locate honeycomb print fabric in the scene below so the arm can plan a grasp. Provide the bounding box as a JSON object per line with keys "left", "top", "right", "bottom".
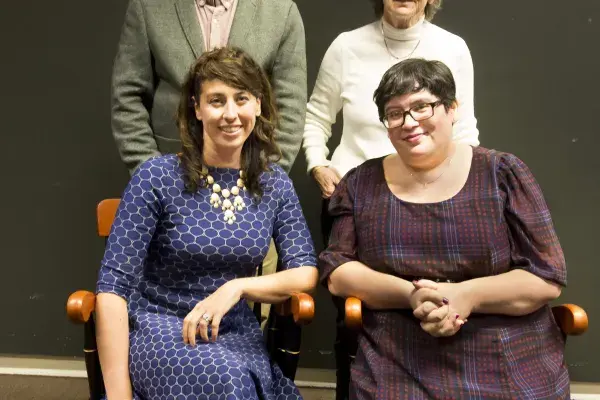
{"left": 96, "top": 154, "right": 317, "bottom": 400}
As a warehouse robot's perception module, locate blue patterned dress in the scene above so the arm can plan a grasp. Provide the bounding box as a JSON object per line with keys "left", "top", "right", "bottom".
{"left": 96, "top": 155, "right": 317, "bottom": 400}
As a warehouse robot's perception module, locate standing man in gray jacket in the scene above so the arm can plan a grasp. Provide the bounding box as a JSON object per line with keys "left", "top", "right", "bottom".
{"left": 110, "top": 0, "right": 307, "bottom": 358}
{"left": 112, "top": 0, "right": 306, "bottom": 174}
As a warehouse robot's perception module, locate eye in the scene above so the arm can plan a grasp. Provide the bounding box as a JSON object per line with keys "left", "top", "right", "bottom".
{"left": 412, "top": 103, "right": 430, "bottom": 113}
{"left": 209, "top": 98, "right": 223, "bottom": 105}
{"left": 387, "top": 110, "right": 403, "bottom": 119}
{"left": 237, "top": 95, "right": 250, "bottom": 103}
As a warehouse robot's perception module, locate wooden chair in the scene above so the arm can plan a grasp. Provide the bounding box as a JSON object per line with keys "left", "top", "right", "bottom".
{"left": 66, "top": 199, "right": 315, "bottom": 400}
{"left": 344, "top": 297, "right": 589, "bottom": 335}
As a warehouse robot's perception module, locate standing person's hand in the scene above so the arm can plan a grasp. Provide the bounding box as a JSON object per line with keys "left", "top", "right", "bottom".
{"left": 312, "top": 166, "right": 341, "bottom": 198}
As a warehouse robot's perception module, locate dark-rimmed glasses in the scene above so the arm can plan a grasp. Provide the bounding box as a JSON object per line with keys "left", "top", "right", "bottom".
{"left": 382, "top": 101, "right": 442, "bottom": 129}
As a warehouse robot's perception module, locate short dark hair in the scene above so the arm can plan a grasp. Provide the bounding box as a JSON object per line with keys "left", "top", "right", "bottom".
{"left": 373, "top": 58, "right": 456, "bottom": 122}
{"left": 177, "top": 47, "right": 280, "bottom": 199}
{"left": 368, "top": 0, "right": 443, "bottom": 21}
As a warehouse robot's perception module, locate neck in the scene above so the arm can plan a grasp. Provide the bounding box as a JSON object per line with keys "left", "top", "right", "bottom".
{"left": 401, "top": 142, "right": 455, "bottom": 172}
{"left": 202, "top": 147, "right": 242, "bottom": 169}
{"left": 381, "top": 15, "right": 424, "bottom": 42}
{"left": 383, "top": 12, "right": 424, "bottom": 30}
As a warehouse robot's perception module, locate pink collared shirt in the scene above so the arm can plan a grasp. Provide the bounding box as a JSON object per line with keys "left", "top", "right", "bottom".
{"left": 195, "top": 0, "right": 238, "bottom": 51}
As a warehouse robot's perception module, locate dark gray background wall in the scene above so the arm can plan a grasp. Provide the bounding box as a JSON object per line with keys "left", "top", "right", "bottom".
{"left": 0, "top": 0, "right": 598, "bottom": 382}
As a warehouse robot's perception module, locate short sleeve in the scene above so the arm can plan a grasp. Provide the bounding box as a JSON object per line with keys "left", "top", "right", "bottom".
{"left": 498, "top": 153, "right": 567, "bottom": 286}
{"left": 318, "top": 168, "right": 359, "bottom": 285}
{"left": 271, "top": 167, "right": 317, "bottom": 270}
{"left": 96, "top": 157, "right": 164, "bottom": 299}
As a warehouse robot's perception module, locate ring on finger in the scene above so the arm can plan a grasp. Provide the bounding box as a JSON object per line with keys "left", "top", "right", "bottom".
{"left": 202, "top": 313, "right": 212, "bottom": 323}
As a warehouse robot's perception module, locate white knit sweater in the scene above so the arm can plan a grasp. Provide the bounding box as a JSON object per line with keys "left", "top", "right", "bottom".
{"left": 303, "top": 18, "right": 479, "bottom": 177}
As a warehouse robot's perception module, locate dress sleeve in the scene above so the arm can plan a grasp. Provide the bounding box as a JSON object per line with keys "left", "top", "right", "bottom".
{"left": 96, "top": 158, "right": 164, "bottom": 299}
{"left": 271, "top": 168, "right": 317, "bottom": 270}
{"left": 318, "top": 168, "right": 358, "bottom": 285}
{"left": 498, "top": 153, "right": 567, "bottom": 286}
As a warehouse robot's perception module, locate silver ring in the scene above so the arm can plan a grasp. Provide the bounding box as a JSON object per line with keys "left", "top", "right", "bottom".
{"left": 202, "top": 313, "right": 212, "bottom": 323}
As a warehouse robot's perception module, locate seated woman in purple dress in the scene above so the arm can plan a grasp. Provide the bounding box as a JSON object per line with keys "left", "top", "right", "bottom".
{"left": 320, "top": 58, "right": 569, "bottom": 399}
{"left": 95, "top": 47, "right": 318, "bottom": 400}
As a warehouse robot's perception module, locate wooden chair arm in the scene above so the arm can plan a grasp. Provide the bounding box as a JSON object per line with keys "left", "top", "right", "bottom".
{"left": 66, "top": 290, "right": 96, "bottom": 324}
{"left": 552, "top": 303, "right": 588, "bottom": 336}
{"left": 274, "top": 293, "right": 315, "bottom": 325}
{"left": 345, "top": 297, "right": 363, "bottom": 330}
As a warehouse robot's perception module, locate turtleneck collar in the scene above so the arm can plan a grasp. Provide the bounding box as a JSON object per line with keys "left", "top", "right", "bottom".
{"left": 381, "top": 16, "right": 424, "bottom": 41}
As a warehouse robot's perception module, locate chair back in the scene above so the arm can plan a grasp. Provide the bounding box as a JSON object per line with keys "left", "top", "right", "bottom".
{"left": 97, "top": 199, "right": 120, "bottom": 237}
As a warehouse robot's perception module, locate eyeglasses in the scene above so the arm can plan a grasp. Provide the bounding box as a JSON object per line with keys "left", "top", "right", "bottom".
{"left": 382, "top": 101, "right": 442, "bottom": 129}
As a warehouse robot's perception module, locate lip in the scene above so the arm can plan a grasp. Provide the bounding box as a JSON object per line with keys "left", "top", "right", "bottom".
{"left": 219, "top": 126, "right": 243, "bottom": 135}
{"left": 402, "top": 133, "right": 423, "bottom": 143}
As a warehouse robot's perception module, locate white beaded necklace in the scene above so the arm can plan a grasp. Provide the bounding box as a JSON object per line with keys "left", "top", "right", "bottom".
{"left": 202, "top": 166, "right": 247, "bottom": 224}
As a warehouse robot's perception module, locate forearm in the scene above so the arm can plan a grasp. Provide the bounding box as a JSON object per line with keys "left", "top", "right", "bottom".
{"left": 462, "top": 269, "right": 562, "bottom": 316}
{"left": 96, "top": 293, "right": 132, "bottom": 399}
{"left": 237, "top": 266, "right": 318, "bottom": 304}
{"left": 327, "top": 261, "right": 414, "bottom": 310}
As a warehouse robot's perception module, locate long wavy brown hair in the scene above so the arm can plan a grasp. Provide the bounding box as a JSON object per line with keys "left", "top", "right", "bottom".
{"left": 177, "top": 47, "right": 280, "bottom": 199}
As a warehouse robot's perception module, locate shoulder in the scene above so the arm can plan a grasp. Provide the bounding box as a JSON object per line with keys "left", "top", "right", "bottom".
{"left": 474, "top": 146, "right": 533, "bottom": 182}
{"left": 133, "top": 154, "right": 182, "bottom": 184}
{"left": 424, "top": 22, "right": 470, "bottom": 52}
{"left": 258, "top": 0, "right": 298, "bottom": 15}
{"left": 338, "top": 156, "right": 383, "bottom": 192}
{"left": 334, "top": 21, "right": 379, "bottom": 49}
{"left": 261, "top": 163, "right": 290, "bottom": 186}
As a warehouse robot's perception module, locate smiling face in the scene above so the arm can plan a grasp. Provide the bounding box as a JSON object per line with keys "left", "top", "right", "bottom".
{"left": 382, "top": 0, "right": 432, "bottom": 28}
{"left": 194, "top": 79, "right": 261, "bottom": 159}
{"left": 385, "top": 89, "right": 456, "bottom": 159}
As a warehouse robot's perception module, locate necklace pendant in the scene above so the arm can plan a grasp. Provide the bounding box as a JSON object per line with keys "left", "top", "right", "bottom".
{"left": 207, "top": 170, "right": 246, "bottom": 224}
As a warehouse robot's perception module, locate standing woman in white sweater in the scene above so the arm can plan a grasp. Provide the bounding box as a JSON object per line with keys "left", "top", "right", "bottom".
{"left": 302, "top": 1, "right": 479, "bottom": 399}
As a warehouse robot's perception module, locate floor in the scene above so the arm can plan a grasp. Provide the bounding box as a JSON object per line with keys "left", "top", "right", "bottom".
{"left": 0, "top": 355, "right": 598, "bottom": 399}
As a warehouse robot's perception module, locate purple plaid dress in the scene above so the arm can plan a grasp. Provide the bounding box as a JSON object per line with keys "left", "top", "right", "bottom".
{"left": 320, "top": 146, "right": 569, "bottom": 399}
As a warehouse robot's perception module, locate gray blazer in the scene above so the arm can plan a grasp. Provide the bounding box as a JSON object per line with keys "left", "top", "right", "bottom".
{"left": 111, "top": 0, "right": 307, "bottom": 174}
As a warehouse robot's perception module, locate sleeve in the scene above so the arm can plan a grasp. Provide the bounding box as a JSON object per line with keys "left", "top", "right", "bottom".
{"left": 302, "top": 35, "right": 345, "bottom": 173}
{"left": 269, "top": 2, "right": 308, "bottom": 173}
{"left": 451, "top": 38, "right": 480, "bottom": 146}
{"left": 318, "top": 168, "right": 358, "bottom": 284}
{"left": 498, "top": 153, "right": 567, "bottom": 286}
{"left": 111, "top": 0, "right": 161, "bottom": 175}
{"left": 96, "top": 158, "right": 164, "bottom": 299}
{"left": 271, "top": 168, "right": 317, "bottom": 269}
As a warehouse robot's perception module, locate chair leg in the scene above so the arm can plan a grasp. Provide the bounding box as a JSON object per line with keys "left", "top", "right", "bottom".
{"left": 333, "top": 295, "right": 358, "bottom": 400}
{"left": 84, "top": 316, "right": 105, "bottom": 400}
{"left": 266, "top": 310, "right": 301, "bottom": 381}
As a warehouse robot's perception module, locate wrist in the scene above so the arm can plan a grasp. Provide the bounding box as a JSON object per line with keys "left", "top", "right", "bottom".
{"left": 456, "top": 280, "right": 479, "bottom": 313}
{"left": 311, "top": 165, "right": 326, "bottom": 176}
{"left": 225, "top": 279, "right": 246, "bottom": 300}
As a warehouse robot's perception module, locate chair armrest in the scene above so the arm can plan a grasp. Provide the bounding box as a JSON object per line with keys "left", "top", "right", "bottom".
{"left": 67, "top": 290, "right": 96, "bottom": 324}
{"left": 274, "top": 293, "right": 315, "bottom": 325}
{"left": 552, "top": 303, "right": 588, "bottom": 336}
{"left": 345, "top": 297, "right": 363, "bottom": 330}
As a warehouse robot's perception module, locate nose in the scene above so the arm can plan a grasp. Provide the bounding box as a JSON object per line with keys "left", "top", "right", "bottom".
{"left": 223, "top": 100, "right": 238, "bottom": 121}
{"left": 402, "top": 112, "right": 419, "bottom": 129}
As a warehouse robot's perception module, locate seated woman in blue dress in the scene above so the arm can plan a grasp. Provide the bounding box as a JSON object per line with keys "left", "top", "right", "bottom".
{"left": 95, "top": 47, "right": 318, "bottom": 400}
{"left": 320, "top": 58, "right": 569, "bottom": 399}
